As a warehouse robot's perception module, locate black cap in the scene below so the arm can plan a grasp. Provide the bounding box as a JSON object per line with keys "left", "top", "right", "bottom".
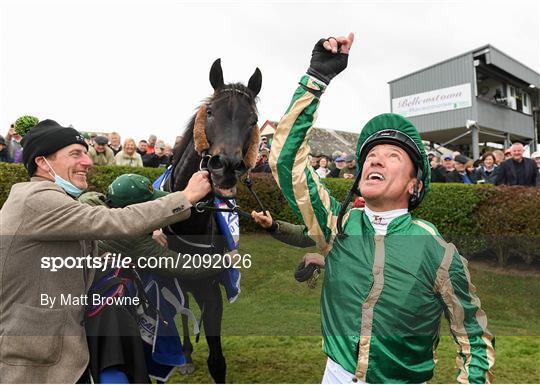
{"left": 94, "top": 135, "right": 109, "bottom": 145}
{"left": 21, "top": 119, "right": 88, "bottom": 176}
{"left": 454, "top": 154, "right": 469, "bottom": 165}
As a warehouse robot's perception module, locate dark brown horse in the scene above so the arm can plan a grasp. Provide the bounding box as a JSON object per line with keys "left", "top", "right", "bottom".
{"left": 161, "top": 58, "right": 261, "bottom": 383}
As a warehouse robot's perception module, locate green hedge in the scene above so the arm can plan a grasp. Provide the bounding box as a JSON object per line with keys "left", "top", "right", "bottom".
{"left": 1, "top": 163, "right": 538, "bottom": 265}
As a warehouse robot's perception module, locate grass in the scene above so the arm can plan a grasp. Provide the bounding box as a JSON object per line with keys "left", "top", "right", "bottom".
{"left": 168, "top": 234, "right": 540, "bottom": 383}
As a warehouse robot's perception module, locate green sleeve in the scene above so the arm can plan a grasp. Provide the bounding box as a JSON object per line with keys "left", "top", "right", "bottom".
{"left": 270, "top": 220, "right": 315, "bottom": 248}
{"left": 441, "top": 252, "right": 495, "bottom": 384}
{"left": 268, "top": 75, "right": 343, "bottom": 255}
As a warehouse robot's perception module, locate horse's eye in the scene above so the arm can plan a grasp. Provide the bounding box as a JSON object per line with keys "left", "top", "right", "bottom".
{"left": 250, "top": 117, "right": 258, "bottom": 126}
{"left": 206, "top": 107, "right": 212, "bottom": 117}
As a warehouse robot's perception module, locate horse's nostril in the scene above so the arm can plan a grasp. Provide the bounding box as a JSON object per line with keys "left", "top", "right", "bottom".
{"left": 208, "top": 155, "right": 225, "bottom": 170}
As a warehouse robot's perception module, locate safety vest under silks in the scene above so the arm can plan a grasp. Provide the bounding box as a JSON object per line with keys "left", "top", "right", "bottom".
{"left": 269, "top": 75, "right": 495, "bottom": 384}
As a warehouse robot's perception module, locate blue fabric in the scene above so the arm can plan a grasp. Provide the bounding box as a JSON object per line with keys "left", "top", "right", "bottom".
{"left": 152, "top": 165, "right": 173, "bottom": 190}
{"left": 99, "top": 367, "right": 129, "bottom": 384}
{"left": 213, "top": 198, "right": 242, "bottom": 303}
{"left": 462, "top": 173, "right": 473, "bottom": 184}
{"left": 213, "top": 197, "right": 240, "bottom": 251}
{"left": 139, "top": 273, "right": 192, "bottom": 382}
{"left": 219, "top": 268, "right": 241, "bottom": 303}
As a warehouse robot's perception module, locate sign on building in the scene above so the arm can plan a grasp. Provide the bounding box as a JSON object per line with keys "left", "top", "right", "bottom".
{"left": 392, "top": 83, "right": 472, "bottom": 118}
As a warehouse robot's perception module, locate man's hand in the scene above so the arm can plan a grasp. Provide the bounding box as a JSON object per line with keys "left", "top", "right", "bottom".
{"left": 307, "top": 32, "right": 355, "bottom": 84}
{"left": 251, "top": 210, "right": 273, "bottom": 229}
{"left": 183, "top": 170, "right": 211, "bottom": 204}
{"left": 152, "top": 229, "right": 168, "bottom": 247}
{"left": 303, "top": 252, "right": 325, "bottom": 268}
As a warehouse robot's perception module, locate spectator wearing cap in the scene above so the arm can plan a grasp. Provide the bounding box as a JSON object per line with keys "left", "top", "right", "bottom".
{"left": 164, "top": 144, "right": 173, "bottom": 158}
{"left": 88, "top": 135, "right": 116, "bottom": 166}
{"left": 78, "top": 174, "right": 224, "bottom": 383}
{"left": 328, "top": 155, "right": 345, "bottom": 178}
{"left": 252, "top": 148, "right": 271, "bottom": 173}
{"left": 445, "top": 154, "right": 478, "bottom": 184}
{"left": 0, "top": 135, "right": 11, "bottom": 162}
{"left": 474, "top": 152, "right": 498, "bottom": 184}
{"left": 441, "top": 153, "right": 455, "bottom": 172}
{"left": 339, "top": 154, "right": 357, "bottom": 178}
{"left": 531, "top": 151, "right": 540, "bottom": 187}
{"left": 259, "top": 136, "right": 270, "bottom": 152}
{"left": 115, "top": 138, "right": 143, "bottom": 167}
{"left": 0, "top": 119, "right": 211, "bottom": 383}
{"left": 142, "top": 142, "right": 170, "bottom": 168}
{"left": 108, "top": 132, "right": 122, "bottom": 155}
{"left": 495, "top": 142, "right": 537, "bottom": 186}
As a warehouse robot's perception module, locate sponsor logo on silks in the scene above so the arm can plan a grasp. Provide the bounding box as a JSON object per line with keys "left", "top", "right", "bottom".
{"left": 373, "top": 215, "right": 384, "bottom": 225}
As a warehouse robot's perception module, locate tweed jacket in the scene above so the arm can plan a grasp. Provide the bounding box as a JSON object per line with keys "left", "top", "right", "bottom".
{"left": 0, "top": 177, "right": 191, "bottom": 383}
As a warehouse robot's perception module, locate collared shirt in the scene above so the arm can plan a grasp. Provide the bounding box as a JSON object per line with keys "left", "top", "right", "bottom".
{"left": 363, "top": 206, "right": 408, "bottom": 235}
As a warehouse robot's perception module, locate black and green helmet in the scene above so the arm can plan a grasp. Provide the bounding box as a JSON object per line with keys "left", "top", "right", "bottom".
{"left": 355, "top": 113, "right": 430, "bottom": 209}
{"left": 336, "top": 113, "right": 430, "bottom": 238}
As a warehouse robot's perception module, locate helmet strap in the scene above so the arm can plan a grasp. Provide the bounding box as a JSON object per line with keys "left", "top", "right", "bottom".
{"left": 410, "top": 168, "right": 423, "bottom": 208}
{"left": 336, "top": 170, "right": 363, "bottom": 239}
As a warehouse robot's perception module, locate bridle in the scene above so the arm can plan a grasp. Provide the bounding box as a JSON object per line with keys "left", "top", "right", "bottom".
{"left": 194, "top": 150, "right": 267, "bottom": 219}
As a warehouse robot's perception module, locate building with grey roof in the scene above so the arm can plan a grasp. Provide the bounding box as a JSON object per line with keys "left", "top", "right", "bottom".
{"left": 389, "top": 44, "right": 539, "bottom": 159}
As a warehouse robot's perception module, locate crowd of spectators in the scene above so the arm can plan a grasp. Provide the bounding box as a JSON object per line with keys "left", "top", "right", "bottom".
{"left": 428, "top": 142, "right": 539, "bottom": 186}
{"left": 0, "top": 125, "right": 180, "bottom": 169}
{"left": 1, "top": 123, "right": 539, "bottom": 187}
{"left": 250, "top": 136, "right": 539, "bottom": 187}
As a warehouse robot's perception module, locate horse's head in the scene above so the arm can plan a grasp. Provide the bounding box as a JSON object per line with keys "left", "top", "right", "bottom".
{"left": 193, "top": 58, "right": 262, "bottom": 198}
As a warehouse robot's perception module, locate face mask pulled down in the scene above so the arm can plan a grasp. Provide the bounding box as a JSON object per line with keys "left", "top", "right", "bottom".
{"left": 43, "top": 158, "right": 84, "bottom": 198}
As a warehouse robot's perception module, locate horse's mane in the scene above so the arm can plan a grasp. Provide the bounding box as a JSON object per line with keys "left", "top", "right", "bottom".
{"left": 171, "top": 82, "right": 259, "bottom": 166}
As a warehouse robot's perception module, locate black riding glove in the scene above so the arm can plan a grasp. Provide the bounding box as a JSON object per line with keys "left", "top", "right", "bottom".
{"left": 306, "top": 38, "right": 349, "bottom": 85}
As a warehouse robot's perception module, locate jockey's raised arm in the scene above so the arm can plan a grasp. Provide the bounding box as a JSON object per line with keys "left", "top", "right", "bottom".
{"left": 269, "top": 33, "right": 354, "bottom": 254}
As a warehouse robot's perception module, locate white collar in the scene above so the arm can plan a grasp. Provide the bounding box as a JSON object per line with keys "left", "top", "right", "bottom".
{"left": 363, "top": 205, "right": 408, "bottom": 235}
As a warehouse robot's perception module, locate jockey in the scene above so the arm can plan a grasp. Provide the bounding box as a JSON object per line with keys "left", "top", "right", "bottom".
{"left": 269, "top": 33, "right": 494, "bottom": 384}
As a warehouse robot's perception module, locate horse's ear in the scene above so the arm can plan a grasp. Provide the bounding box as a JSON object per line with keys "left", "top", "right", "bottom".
{"left": 210, "top": 58, "right": 224, "bottom": 91}
{"left": 247, "top": 67, "right": 262, "bottom": 96}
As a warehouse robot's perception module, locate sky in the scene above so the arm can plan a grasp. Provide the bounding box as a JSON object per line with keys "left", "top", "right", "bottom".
{"left": 1, "top": 0, "right": 539, "bottom": 145}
